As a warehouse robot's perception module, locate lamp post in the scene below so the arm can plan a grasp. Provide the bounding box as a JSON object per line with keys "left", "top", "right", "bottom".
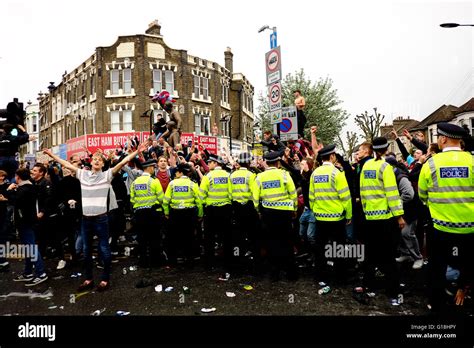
{"left": 141, "top": 109, "right": 154, "bottom": 137}
{"left": 440, "top": 23, "right": 474, "bottom": 28}
{"left": 220, "top": 114, "right": 233, "bottom": 156}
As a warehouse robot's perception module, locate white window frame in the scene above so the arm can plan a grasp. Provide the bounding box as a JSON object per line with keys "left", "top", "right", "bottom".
{"left": 164, "top": 70, "right": 174, "bottom": 94}
{"left": 123, "top": 110, "right": 132, "bottom": 131}
{"left": 153, "top": 69, "right": 162, "bottom": 92}
{"left": 123, "top": 69, "right": 132, "bottom": 94}
{"left": 111, "top": 70, "right": 120, "bottom": 95}
{"left": 202, "top": 115, "right": 210, "bottom": 135}
{"left": 111, "top": 111, "right": 120, "bottom": 132}
{"left": 194, "top": 114, "right": 201, "bottom": 134}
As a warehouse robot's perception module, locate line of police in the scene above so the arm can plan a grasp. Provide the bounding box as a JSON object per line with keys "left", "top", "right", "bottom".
{"left": 130, "top": 122, "right": 473, "bottom": 310}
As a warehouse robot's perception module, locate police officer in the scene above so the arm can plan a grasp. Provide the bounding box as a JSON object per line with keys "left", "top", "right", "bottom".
{"left": 252, "top": 151, "right": 298, "bottom": 281}
{"left": 230, "top": 152, "right": 258, "bottom": 273}
{"left": 360, "top": 137, "right": 405, "bottom": 305}
{"left": 130, "top": 159, "right": 164, "bottom": 268}
{"left": 163, "top": 163, "right": 202, "bottom": 266}
{"left": 199, "top": 154, "right": 232, "bottom": 271}
{"left": 309, "top": 144, "right": 352, "bottom": 283}
{"left": 418, "top": 122, "right": 474, "bottom": 311}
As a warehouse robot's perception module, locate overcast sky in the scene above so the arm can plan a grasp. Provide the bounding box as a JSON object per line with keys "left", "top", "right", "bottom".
{"left": 0, "top": 0, "right": 472, "bottom": 133}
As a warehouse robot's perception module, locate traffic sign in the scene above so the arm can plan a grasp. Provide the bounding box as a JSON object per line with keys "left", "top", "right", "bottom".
{"left": 280, "top": 118, "right": 292, "bottom": 132}
{"left": 265, "top": 46, "right": 281, "bottom": 85}
{"left": 270, "top": 109, "right": 282, "bottom": 124}
{"left": 270, "top": 32, "right": 277, "bottom": 49}
{"left": 279, "top": 106, "right": 298, "bottom": 141}
{"left": 269, "top": 82, "right": 281, "bottom": 111}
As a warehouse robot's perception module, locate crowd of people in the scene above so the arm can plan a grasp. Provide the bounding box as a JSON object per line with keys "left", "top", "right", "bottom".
{"left": 0, "top": 118, "right": 473, "bottom": 313}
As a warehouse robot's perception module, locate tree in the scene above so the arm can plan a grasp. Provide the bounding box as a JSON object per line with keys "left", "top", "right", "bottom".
{"left": 355, "top": 107, "right": 385, "bottom": 142}
{"left": 256, "top": 69, "right": 349, "bottom": 144}
{"left": 336, "top": 131, "right": 359, "bottom": 160}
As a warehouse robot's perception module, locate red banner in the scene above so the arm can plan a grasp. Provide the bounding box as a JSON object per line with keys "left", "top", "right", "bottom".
{"left": 86, "top": 132, "right": 142, "bottom": 154}
{"left": 66, "top": 135, "right": 87, "bottom": 159}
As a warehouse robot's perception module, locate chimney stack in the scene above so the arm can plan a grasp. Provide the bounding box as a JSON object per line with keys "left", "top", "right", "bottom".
{"left": 224, "top": 47, "right": 233, "bottom": 73}
{"left": 146, "top": 20, "right": 162, "bottom": 36}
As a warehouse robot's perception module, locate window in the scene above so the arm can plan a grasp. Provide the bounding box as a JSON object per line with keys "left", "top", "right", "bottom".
{"left": 193, "top": 76, "right": 200, "bottom": 97}
{"left": 194, "top": 114, "right": 201, "bottom": 134}
{"left": 90, "top": 75, "right": 95, "bottom": 95}
{"left": 111, "top": 111, "right": 120, "bottom": 132}
{"left": 153, "top": 69, "right": 162, "bottom": 92}
{"left": 123, "top": 69, "right": 131, "bottom": 94}
{"left": 221, "top": 84, "right": 229, "bottom": 104}
{"left": 152, "top": 69, "right": 174, "bottom": 94}
{"left": 32, "top": 116, "right": 37, "bottom": 132}
{"left": 471, "top": 118, "right": 474, "bottom": 136}
{"left": 429, "top": 129, "right": 433, "bottom": 144}
{"left": 221, "top": 120, "right": 229, "bottom": 137}
{"left": 164, "top": 70, "right": 174, "bottom": 94}
{"left": 81, "top": 81, "right": 86, "bottom": 97}
{"left": 123, "top": 110, "right": 132, "bottom": 131}
{"left": 193, "top": 75, "right": 210, "bottom": 100}
{"left": 111, "top": 110, "right": 133, "bottom": 132}
{"left": 202, "top": 115, "right": 210, "bottom": 135}
{"left": 111, "top": 70, "right": 119, "bottom": 95}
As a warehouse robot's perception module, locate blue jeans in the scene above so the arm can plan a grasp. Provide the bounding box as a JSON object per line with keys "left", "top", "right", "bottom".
{"left": 18, "top": 225, "right": 45, "bottom": 276}
{"left": 299, "top": 208, "right": 316, "bottom": 245}
{"left": 81, "top": 214, "right": 111, "bottom": 281}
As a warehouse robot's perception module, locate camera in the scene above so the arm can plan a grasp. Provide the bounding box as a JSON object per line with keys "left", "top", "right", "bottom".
{"left": 0, "top": 98, "right": 26, "bottom": 130}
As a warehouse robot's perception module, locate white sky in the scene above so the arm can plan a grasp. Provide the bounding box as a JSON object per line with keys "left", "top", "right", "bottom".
{"left": 0, "top": 0, "right": 473, "bottom": 134}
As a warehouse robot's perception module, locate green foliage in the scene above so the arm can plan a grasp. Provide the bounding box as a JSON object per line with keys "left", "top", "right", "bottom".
{"left": 256, "top": 69, "right": 349, "bottom": 144}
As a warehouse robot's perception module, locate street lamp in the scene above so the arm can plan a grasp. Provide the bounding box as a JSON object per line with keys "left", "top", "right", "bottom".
{"left": 258, "top": 25, "right": 277, "bottom": 49}
{"left": 141, "top": 109, "right": 154, "bottom": 136}
{"left": 220, "top": 114, "right": 233, "bottom": 156}
{"left": 440, "top": 23, "right": 474, "bottom": 28}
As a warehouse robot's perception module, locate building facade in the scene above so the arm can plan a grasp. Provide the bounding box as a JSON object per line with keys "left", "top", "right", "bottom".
{"left": 38, "top": 21, "right": 255, "bottom": 151}
{"left": 19, "top": 102, "right": 39, "bottom": 159}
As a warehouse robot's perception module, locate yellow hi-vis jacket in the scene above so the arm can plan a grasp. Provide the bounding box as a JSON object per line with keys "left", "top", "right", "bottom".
{"left": 130, "top": 173, "right": 164, "bottom": 211}
{"left": 418, "top": 149, "right": 474, "bottom": 234}
{"left": 230, "top": 168, "right": 256, "bottom": 205}
{"left": 309, "top": 162, "right": 352, "bottom": 221}
{"left": 199, "top": 167, "right": 231, "bottom": 207}
{"left": 163, "top": 175, "right": 203, "bottom": 218}
{"left": 360, "top": 158, "right": 404, "bottom": 220}
{"left": 252, "top": 167, "right": 297, "bottom": 212}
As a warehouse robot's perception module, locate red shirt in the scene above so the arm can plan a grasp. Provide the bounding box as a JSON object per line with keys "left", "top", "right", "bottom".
{"left": 157, "top": 170, "right": 170, "bottom": 192}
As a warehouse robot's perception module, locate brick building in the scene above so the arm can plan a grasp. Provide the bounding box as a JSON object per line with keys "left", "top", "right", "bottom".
{"left": 38, "top": 21, "right": 255, "bottom": 151}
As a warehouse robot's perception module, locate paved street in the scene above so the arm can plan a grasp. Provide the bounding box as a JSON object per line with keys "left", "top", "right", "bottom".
{"left": 0, "top": 243, "right": 432, "bottom": 316}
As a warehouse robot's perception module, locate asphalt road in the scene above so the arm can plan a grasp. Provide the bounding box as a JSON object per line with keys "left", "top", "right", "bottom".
{"left": 0, "top": 247, "right": 433, "bottom": 316}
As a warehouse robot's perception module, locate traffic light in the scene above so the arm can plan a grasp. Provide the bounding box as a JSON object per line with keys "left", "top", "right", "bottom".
{"left": 0, "top": 98, "right": 25, "bottom": 129}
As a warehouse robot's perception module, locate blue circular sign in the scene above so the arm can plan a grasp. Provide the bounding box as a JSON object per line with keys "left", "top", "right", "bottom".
{"left": 280, "top": 118, "right": 292, "bottom": 132}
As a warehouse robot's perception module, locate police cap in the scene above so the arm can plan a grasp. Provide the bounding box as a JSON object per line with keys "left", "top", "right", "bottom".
{"left": 436, "top": 122, "right": 467, "bottom": 139}
{"left": 176, "top": 163, "right": 191, "bottom": 174}
{"left": 207, "top": 154, "right": 224, "bottom": 165}
{"left": 263, "top": 151, "right": 281, "bottom": 163}
{"left": 372, "top": 137, "right": 389, "bottom": 150}
{"left": 141, "top": 159, "right": 157, "bottom": 168}
{"left": 238, "top": 152, "right": 252, "bottom": 164}
{"left": 319, "top": 144, "right": 337, "bottom": 157}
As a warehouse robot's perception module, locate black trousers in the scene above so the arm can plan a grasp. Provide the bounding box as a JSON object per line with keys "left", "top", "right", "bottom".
{"left": 167, "top": 208, "right": 197, "bottom": 265}
{"left": 135, "top": 208, "right": 161, "bottom": 267}
{"left": 59, "top": 210, "right": 81, "bottom": 261}
{"left": 261, "top": 208, "right": 297, "bottom": 278}
{"left": 362, "top": 218, "right": 400, "bottom": 297}
{"left": 313, "top": 219, "right": 347, "bottom": 282}
{"left": 428, "top": 228, "right": 474, "bottom": 311}
{"left": 232, "top": 201, "right": 260, "bottom": 267}
{"left": 297, "top": 109, "right": 306, "bottom": 138}
{"left": 204, "top": 205, "right": 232, "bottom": 268}
{"left": 109, "top": 200, "right": 126, "bottom": 252}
